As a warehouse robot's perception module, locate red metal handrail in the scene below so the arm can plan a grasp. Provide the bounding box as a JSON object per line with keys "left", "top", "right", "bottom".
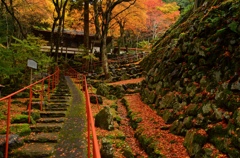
{"left": 0, "top": 67, "right": 60, "bottom": 158}
{"left": 66, "top": 67, "right": 101, "bottom": 158}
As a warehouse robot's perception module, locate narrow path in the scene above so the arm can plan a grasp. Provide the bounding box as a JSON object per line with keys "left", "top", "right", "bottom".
{"left": 117, "top": 99, "right": 148, "bottom": 158}
{"left": 108, "top": 77, "right": 144, "bottom": 85}
{"left": 53, "top": 76, "right": 87, "bottom": 158}
{"left": 124, "top": 94, "right": 189, "bottom": 157}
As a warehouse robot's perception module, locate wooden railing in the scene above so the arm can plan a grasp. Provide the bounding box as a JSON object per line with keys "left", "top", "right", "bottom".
{"left": 40, "top": 46, "right": 85, "bottom": 55}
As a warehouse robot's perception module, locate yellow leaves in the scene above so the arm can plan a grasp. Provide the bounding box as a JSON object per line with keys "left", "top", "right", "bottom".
{"left": 157, "top": 2, "right": 180, "bottom": 14}
{"left": 13, "top": 0, "right": 54, "bottom": 26}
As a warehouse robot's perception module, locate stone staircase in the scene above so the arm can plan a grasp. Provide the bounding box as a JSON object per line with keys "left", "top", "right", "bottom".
{"left": 87, "top": 62, "right": 143, "bottom": 82}
{"left": 109, "top": 63, "right": 143, "bottom": 82}
{"left": 9, "top": 77, "right": 71, "bottom": 158}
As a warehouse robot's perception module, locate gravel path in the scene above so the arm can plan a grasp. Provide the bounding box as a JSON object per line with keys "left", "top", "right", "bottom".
{"left": 53, "top": 76, "right": 87, "bottom": 158}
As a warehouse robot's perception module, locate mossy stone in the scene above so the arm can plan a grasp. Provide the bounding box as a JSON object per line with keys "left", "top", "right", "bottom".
{"left": 10, "top": 124, "right": 31, "bottom": 136}
{"left": 11, "top": 114, "right": 35, "bottom": 124}
{"left": 100, "top": 138, "right": 114, "bottom": 158}
{"left": 122, "top": 146, "right": 134, "bottom": 158}
{"left": 96, "top": 83, "right": 110, "bottom": 97}
{"left": 95, "top": 106, "right": 114, "bottom": 131}
{"left": 184, "top": 129, "right": 207, "bottom": 157}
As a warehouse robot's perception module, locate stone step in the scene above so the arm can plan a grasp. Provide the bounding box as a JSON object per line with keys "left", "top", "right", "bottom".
{"left": 51, "top": 93, "right": 71, "bottom": 96}
{"left": 48, "top": 99, "right": 69, "bottom": 103}
{"left": 37, "top": 117, "right": 65, "bottom": 123}
{"left": 30, "top": 123, "right": 62, "bottom": 133}
{"left": 23, "top": 133, "right": 59, "bottom": 143}
{"left": 40, "top": 111, "right": 66, "bottom": 118}
{"left": 54, "top": 89, "right": 70, "bottom": 93}
{"left": 45, "top": 107, "right": 68, "bottom": 111}
{"left": 10, "top": 142, "right": 56, "bottom": 158}
{"left": 50, "top": 95, "right": 70, "bottom": 99}
{"left": 54, "top": 90, "right": 70, "bottom": 94}
{"left": 46, "top": 103, "right": 70, "bottom": 108}
{"left": 56, "top": 85, "right": 68, "bottom": 88}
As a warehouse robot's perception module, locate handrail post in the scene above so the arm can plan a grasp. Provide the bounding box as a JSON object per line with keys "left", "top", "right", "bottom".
{"left": 48, "top": 77, "right": 50, "bottom": 100}
{"left": 58, "top": 69, "right": 60, "bottom": 84}
{"left": 93, "top": 146, "right": 96, "bottom": 158}
{"left": 84, "top": 75, "right": 91, "bottom": 158}
{"left": 28, "top": 87, "right": 33, "bottom": 123}
{"left": 5, "top": 97, "right": 11, "bottom": 158}
{"left": 56, "top": 70, "right": 59, "bottom": 85}
{"left": 40, "top": 80, "right": 44, "bottom": 111}
{"left": 52, "top": 75, "right": 54, "bottom": 92}
{"left": 54, "top": 72, "right": 57, "bottom": 88}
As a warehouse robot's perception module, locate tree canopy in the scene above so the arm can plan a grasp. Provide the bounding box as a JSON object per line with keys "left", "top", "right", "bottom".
{"left": 0, "top": 0, "right": 182, "bottom": 83}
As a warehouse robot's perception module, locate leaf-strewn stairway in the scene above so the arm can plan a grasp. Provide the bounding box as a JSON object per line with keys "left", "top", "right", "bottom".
{"left": 10, "top": 76, "right": 86, "bottom": 158}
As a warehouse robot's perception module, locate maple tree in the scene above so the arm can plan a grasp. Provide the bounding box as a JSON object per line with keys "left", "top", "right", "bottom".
{"left": 50, "top": 0, "right": 69, "bottom": 62}
{"left": 91, "top": 0, "right": 137, "bottom": 78}
{"left": 111, "top": 0, "right": 147, "bottom": 52}
{"left": 156, "top": 2, "right": 180, "bottom": 31}
{"left": 163, "top": 0, "right": 193, "bottom": 12}
{"left": 0, "top": 0, "right": 54, "bottom": 39}
{"left": 144, "top": 0, "right": 164, "bottom": 39}
{"left": 141, "top": 0, "right": 180, "bottom": 41}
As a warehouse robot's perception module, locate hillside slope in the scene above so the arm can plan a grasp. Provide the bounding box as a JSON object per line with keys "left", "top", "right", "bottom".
{"left": 140, "top": 0, "right": 240, "bottom": 157}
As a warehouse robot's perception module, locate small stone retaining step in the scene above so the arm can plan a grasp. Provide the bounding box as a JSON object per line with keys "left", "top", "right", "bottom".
{"left": 54, "top": 90, "right": 70, "bottom": 93}
{"left": 48, "top": 99, "right": 69, "bottom": 103}
{"left": 24, "top": 133, "right": 59, "bottom": 143}
{"left": 40, "top": 111, "right": 66, "bottom": 118}
{"left": 50, "top": 93, "right": 71, "bottom": 97}
{"left": 45, "top": 107, "right": 68, "bottom": 111}
{"left": 37, "top": 117, "right": 65, "bottom": 123}
{"left": 10, "top": 142, "right": 56, "bottom": 158}
{"left": 50, "top": 95, "right": 70, "bottom": 99}
{"left": 30, "top": 123, "right": 63, "bottom": 133}
{"left": 46, "top": 103, "right": 70, "bottom": 108}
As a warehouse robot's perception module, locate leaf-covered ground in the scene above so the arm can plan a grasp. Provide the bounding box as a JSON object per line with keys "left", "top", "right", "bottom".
{"left": 90, "top": 78, "right": 190, "bottom": 157}
{"left": 124, "top": 93, "right": 189, "bottom": 157}
{"left": 0, "top": 98, "right": 28, "bottom": 133}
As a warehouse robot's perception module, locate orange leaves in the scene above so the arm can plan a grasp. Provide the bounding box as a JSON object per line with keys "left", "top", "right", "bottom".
{"left": 125, "top": 94, "right": 189, "bottom": 158}
{"left": 14, "top": 0, "right": 54, "bottom": 26}
{"left": 223, "top": 51, "right": 231, "bottom": 57}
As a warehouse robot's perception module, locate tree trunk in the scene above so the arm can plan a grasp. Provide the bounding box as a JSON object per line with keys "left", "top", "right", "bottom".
{"left": 55, "top": 15, "right": 62, "bottom": 63}
{"left": 84, "top": 0, "right": 89, "bottom": 49}
{"left": 50, "top": 18, "right": 58, "bottom": 58}
{"left": 194, "top": 0, "right": 205, "bottom": 10}
{"left": 101, "top": 31, "right": 109, "bottom": 79}
{"left": 93, "top": 0, "right": 101, "bottom": 39}
{"left": 84, "top": 0, "right": 90, "bottom": 71}
{"left": 1, "top": 0, "right": 26, "bottom": 38}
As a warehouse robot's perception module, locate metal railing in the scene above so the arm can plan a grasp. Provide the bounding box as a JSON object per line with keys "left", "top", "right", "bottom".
{"left": 0, "top": 67, "right": 60, "bottom": 158}
{"left": 66, "top": 67, "right": 101, "bottom": 158}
